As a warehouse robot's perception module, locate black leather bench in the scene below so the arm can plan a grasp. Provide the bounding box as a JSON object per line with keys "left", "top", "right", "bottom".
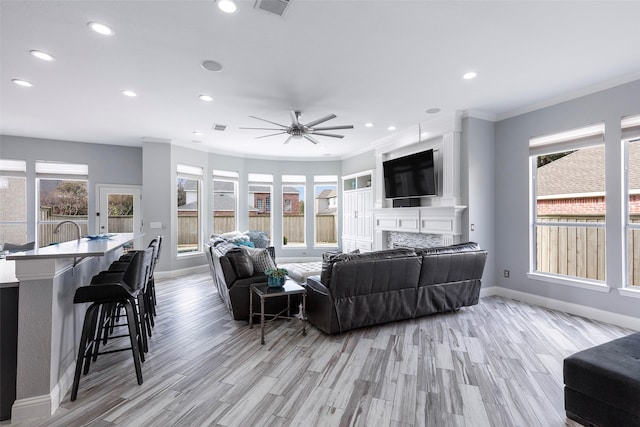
{"left": 563, "top": 332, "right": 640, "bottom": 426}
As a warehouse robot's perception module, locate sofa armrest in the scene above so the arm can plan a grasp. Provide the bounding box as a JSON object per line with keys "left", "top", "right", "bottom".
{"left": 306, "top": 275, "right": 328, "bottom": 296}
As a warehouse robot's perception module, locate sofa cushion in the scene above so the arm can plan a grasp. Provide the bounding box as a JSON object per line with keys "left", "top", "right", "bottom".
{"left": 224, "top": 248, "right": 254, "bottom": 278}
{"left": 414, "top": 241, "right": 480, "bottom": 255}
{"left": 246, "top": 247, "right": 276, "bottom": 274}
{"left": 321, "top": 248, "right": 414, "bottom": 290}
{"left": 321, "top": 249, "right": 360, "bottom": 288}
{"left": 245, "top": 230, "right": 270, "bottom": 248}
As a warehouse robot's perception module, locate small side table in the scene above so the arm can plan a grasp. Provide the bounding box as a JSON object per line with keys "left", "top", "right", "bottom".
{"left": 249, "top": 279, "right": 307, "bottom": 345}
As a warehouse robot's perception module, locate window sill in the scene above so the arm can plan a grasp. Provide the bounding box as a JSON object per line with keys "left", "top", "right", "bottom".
{"left": 618, "top": 287, "right": 640, "bottom": 298}
{"left": 526, "top": 272, "right": 611, "bottom": 293}
{"left": 177, "top": 251, "right": 203, "bottom": 258}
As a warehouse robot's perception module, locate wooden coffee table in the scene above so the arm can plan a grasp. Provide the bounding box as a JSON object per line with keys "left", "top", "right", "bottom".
{"left": 249, "top": 279, "right": 307, "bottom": 345}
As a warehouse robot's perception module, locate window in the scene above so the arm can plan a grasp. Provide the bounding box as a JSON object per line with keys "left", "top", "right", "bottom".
{"left": 248, "top": 173, "right": 273, "bottom": 240}
{"left": 282, "top": 175, "right": 305, "bottom": 246}
{"left": 0, "top": 160, "right": 27, "bottom": 246}
{"left": 177, "top": 164, "right": 203, "bottom": 255}
{"left": 213, "top": 170, "right": 238, "bottom": 234}
{"left": 36, "top": 162, "right": 89, "bottom": 247}
{"left": 530, "top": 124, "right": 606, "bottom": 283}
{"left": 314, "top": 175, "right": 338, "bottom": 246}
{"left": 624, "top": 115, "right": 640, "bottom": 287}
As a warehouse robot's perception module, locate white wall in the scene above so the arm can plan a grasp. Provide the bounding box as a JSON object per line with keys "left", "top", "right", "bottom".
{"left": 495, "top": 79, "right": 640, "bottom": 319}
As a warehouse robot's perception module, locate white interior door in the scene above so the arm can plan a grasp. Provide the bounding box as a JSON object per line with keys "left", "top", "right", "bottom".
{"left": 97, "top": 185, "right": 142, "bottom": 234}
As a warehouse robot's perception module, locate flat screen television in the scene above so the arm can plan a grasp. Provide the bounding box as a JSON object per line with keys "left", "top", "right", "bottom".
{"left": 383, "top": 149, "right": 436, "bottom": 199}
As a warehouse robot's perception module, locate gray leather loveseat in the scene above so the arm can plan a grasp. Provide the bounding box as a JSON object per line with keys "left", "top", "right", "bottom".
{"left": 305, "top": 242, "right": 488, "bottom": 334}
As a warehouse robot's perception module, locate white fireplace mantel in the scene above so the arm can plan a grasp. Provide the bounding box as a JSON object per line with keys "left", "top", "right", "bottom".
{"left": 374, "top": 205, "right": 467, "bottom": 237}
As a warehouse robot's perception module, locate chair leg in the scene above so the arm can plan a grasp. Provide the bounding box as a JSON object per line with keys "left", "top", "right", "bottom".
{"left": 83, "top": 304, "right": 101, "bottom": 374}
{"left": 130, "top": 300, "right": 145, "bottom": 362}
{"left": 123, "top": 301, "right": 143, "bottom": 385}
{"left": 137, "top": 294, "right": 149, "bottom": 352}
{"left": 71, "top": 303, "right": 100, "bottom": 401}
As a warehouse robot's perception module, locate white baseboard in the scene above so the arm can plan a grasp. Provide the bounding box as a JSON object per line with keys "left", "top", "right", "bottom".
{"left": 11, "top": 354, "right": 76, "bottom": 422}
{"left": 155, "top": 264, "right": 208, "bottom": 279}
{"left": 481, "top": 285, "right": 640, "bottom": 331}
{"left": 11, "top": 394, "right": 53, "bottom": 422}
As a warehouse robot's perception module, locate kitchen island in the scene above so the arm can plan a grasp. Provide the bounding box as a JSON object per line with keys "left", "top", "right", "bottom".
{"left": 5, "top": 233, "right": 142, "bottom": 422}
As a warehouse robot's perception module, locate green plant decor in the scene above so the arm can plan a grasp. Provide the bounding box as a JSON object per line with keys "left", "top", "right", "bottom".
{"left": 265, "top": 267, "right": 288, "bottom": 288}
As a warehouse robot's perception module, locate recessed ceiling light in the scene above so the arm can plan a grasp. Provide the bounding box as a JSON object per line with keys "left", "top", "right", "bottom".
{"left": 387, "top": 125, "right": 396, "bottom": 131}
{"left": 426, "top": 108, "right": 441, "bottom": 114}
{"left": 30, "top": 50, "right": 54, "bottom": 61}
{"left": 463, "top": 71, "right": 477, "bottom": 80}
{"left": 121, "top": 90, "right": 137, "bottom": 97}
{"left": 88, "top": 22, "right": 114, "bottom": 36}
{"left": 319, "top": 145, "right": 327, "bottom": 150}
{"left": 192, "top": 131, "right": 203, "bottom": 136}
{"left": 201, "top": 60, "right": 223, "bottom": 72}
{"left": 364, "top": 122, "right": 374, "bottom": 127}
{"left": 12, "top": 79, "right": 32, "bottom": 87}
{"left": 217, "top": 0, "right": 237, "bottom": 13}
{"left": 199, "top": 94, "right": 214, "bottom": 102}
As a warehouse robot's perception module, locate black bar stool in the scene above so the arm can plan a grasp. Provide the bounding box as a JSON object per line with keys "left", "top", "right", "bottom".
{"left": 70, "top": 248, "right": 153, "bottom": 401}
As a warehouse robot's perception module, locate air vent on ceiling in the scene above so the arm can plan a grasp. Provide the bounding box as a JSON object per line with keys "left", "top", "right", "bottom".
{"left": 254, "top": 0, "right": 290, "bottom": 17}
{"left": 212, "top": 124, "right": 227, "bottom": 132}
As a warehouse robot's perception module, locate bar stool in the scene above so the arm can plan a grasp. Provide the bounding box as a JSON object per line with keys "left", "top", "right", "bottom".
{"left": 70, "top": 248, "right": 153, "bottom": 401}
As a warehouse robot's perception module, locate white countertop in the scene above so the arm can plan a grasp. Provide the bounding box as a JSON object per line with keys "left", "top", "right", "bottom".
{"left": 6, "top": 233, "right": 139, "bottom": 260}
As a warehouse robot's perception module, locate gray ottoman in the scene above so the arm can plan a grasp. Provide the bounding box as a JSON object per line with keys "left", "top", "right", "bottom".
{"left": 563, "top": 332, "right": 640, "bottom": 426}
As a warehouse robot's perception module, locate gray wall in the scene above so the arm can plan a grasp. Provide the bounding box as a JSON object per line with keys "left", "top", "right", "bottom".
{"left": 0, "top": 135, "right": 142, "bottom": 243}
{"left": 341, "top": 150, "right": 376, "bottom": 176}
{"left": 495, "top": 79, "right": 640, "bottom": 318}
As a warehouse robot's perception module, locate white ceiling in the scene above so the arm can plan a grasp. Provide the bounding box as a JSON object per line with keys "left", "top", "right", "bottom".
{"left": 2, "top": 1, "right": 639, "bottom": 160}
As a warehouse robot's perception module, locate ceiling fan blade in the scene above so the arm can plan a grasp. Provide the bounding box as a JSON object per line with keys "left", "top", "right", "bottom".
{"left": 310, "top": 132, "right": 345, "bottom": 138}
{"left": 289, "top": 110, "right": 301, "bottom": 127}
{"left": 310, "top": 125, "right": 354, "bottom": 131}
{"left": 239, "top": 127, "right": 286, "bottom": 131}
{"left": 248, "top": 115, "right": 288, "bottom": 128}
{"left": 255, "top": 132, "right": 287, "bottom": 139}
{"left": 283, "top": 135, "right": 294, "bottom": 145}
{"left": 303, "top": 135, "right": 320, "bottom": 145}
{"left": 303, "top": 114, "right": 337, "bottom": 128}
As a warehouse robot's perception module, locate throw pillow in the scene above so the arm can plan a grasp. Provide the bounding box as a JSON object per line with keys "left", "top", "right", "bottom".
{"left": 225, "top": 248, "right": 254, "bottom": 278}
{"left": 245, "top": 230, "right": 270, "bottom": 248}
{"left": 246, "top": 247, "right": 276, "bottom": 274}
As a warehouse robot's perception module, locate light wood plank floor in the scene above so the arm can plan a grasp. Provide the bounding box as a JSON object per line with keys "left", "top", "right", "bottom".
{"left": 7, "top": 272, "right": 633, "bottom": 427}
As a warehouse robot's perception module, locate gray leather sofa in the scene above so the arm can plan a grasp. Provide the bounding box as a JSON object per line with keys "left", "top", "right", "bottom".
{"left": 305, "top": 242, "right": 488, "bottom": 334}
{"left": 205, "top": 239, "right": 294, "bottom": 321}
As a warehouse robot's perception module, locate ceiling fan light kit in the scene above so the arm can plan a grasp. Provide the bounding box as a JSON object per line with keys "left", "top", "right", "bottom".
{"left": 240, "top": 110, "right": 354, "bottom": 144}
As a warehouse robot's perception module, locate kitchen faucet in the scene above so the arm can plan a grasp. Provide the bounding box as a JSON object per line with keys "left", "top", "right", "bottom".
{"left": 53, "top": 220, "right": 82, "bottom": 242}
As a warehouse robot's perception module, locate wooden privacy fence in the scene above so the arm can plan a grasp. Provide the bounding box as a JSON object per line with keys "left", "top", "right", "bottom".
{"left": 211, "top": 214, "right": 337, "bottom": 245}
{"left": 538, "top": 215, "right": 640, "bottom": 285}
{"left": 38, "top": 209, "right": 133, "bottom": 247}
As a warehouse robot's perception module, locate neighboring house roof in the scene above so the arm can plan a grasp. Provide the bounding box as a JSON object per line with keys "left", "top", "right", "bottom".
{"left": 249, "top": 185, "right": 300, "bottom": 194}
{"left": 212, "top": 193, "right": 236, "bottom": 211}
{"left": 179, "top": 201, "right": 198, "bottom": 210}
{"left": 213, "top": 181, "right": 235, "bottom": 192}
{"left": 536, "top": 145, "right": 640, "bottom": 197}
{"left": 316, "top": 189, "right": 336, "bottom": 199}
{"left": 180, "top": 180, "right": 198, "bottom": 191}
{"left": 317, "top": 207, "right": 337, "bottom": 215}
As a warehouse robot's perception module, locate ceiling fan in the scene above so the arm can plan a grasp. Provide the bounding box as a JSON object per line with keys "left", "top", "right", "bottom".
{"left": 239, "top": 110, "right": 354, "bottom": 144}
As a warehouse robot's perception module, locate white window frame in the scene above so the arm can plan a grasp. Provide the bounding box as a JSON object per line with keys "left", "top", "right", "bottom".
{"left": 282, "top": 175, "right": 306, "bottom": 247}
{"left": 212, "top": 169, "right": 239, "bottom": 234}
{"left": 527, "top": 124, "right": 609, "bottom": 291}
{"left": 0, "top": 160, "right": 28, "bottom": 246}
{"left": 36, "top": 161, "right": 89, "bottom": 247}
{"left": 177, "top": 164, "right": 203, "bottom": 257}
{"left": 622, "top": 114, "right": 640, "bottom": 292}
{"left": 248, "top": 173, "right": 273, "bottom": 240}
{"left": 314, "top": 175, "right": 339, "bottom": 248}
